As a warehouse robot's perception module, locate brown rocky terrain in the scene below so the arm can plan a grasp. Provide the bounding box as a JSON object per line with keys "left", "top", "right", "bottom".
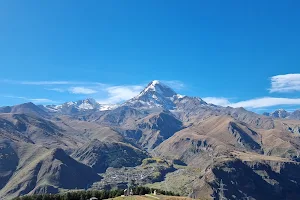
{"left": 0, "top": 141, "right": 100, "bottom": 199}
{"left": 0, "top": 80, "right": 300, "bottom": 199}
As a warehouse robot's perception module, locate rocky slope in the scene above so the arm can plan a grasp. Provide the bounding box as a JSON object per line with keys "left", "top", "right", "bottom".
{"left": 0, "top": 141, "right": 100, "bottom": 199}
{"left": 149, "top": 152, "right": 300, "bottom": 200}
{"left": 0, "top": 102, "right": 49, "bottom": 118}
{"left": 71, "top": 140, "right": 148, "bottom": 173}
{"left": 1, "top": 80, "right": 300, "bottom": 199}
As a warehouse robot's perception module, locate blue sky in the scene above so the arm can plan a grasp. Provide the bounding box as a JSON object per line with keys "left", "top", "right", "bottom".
{"left": 0, "top": 1, "right": 300, "bottom": 113}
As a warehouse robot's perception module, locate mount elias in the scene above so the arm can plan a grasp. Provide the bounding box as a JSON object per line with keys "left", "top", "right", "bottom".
{"left": 1, "top": 81, "right": 300, "bottom": 199}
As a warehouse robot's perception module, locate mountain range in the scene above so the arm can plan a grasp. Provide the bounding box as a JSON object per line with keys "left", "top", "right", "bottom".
{"left": 1, "top": 80, "right": 300, "bottom": 199}
{"left": 263, "top": 109, "right": 300, "bottom": 120}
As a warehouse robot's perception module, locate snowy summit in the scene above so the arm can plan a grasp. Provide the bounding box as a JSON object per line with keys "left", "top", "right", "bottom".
{"left": 125, "top": 80, "right": 187, "bottom": 109}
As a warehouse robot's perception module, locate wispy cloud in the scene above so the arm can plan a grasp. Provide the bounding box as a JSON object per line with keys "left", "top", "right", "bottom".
{"left": 161, "top": 80, "right": 185, "bottom": 90}
{"left": 202, "top": 97, "right": 231, "bottom": 106}
{"left": 29, "top": 98, "right": 57, "bottom": 104}
{"left": 203, "top": 96, "right": 300, "bottom": 109}
{"left": 21, "top": 81, "right": 74, "bottom": 85}
{"left": 97, "top": 85, "right": 143, "bottom": 104}
{"left": 229, "top": 97, "right": 300, "bottom": 108}
{"left": 204, "top": 74, "right": 300, "bottom": 109}
{"left": 68, "top": 87, "right": 98, "bottom": 94}
{"left": 40, "top": 81, "right": 146, "bottom": 104}
{"left": 3, "top": 95, "right": 58, "bottom": 104}
{"left": 270, "top": 74, "right": 300, "bottom": 93}
{"left": 1, "top": 79, "right": 104, "bottom": 86}
{"left": 1, "top": 79, "right": 188, "bottom": 105}
{"left": 47, "top": 88, "right": 65, "bottom": 92}
{"left": 1, "top": 80, "right": 74, "bottom": 85}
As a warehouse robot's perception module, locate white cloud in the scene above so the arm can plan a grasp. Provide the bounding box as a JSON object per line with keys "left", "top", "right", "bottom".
{"left": 204, "top": 96, "right": 300, "bottom": 109}
{"left": 47, "top": 88, "right": 65, "bottom": 92}
{"left": 1, "top": 80, "right": 75, "bottom": 85}
{"left": 2, "top": 79, "right": 145, "bottom": 104}
{"left": 270, "top": 74, "right": 300, "bottom": 93}
{"left": 21, "top": 81, "right": 73, "bottom": 85}
{"left": 1, "top": 79, "right": 105, "bottom": 86}
{"left": 3, "top": 95, "right": 57, "bottom": 104}
{"left": 203, "top": 75, "right": 300, "bottom": 108}
{"left": 2, "top": 79, "right": 188, "bottom": 105}
{"left": 29, "top": 98, "right": 58, "bottom": 104}
{"left": 97, "top": 85, "right": 143, "bottom": 104}
{"left": 68, "top": 87, "right": 98, "bottom": 94}
{"left": 161, "top": 80, "right": 185, "bottom": 90}
{"left": 229, "top": 97, "right": 300, "bottom": 108}
{"left": 202, "top": 97, "right": 231, "bottom": 106}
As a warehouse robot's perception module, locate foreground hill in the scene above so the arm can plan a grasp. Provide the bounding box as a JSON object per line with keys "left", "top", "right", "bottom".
{"left": 1, "top": 80, "right": 300, "bottom": 199}
{"left": 0, "top": 141, "right": 100, "bottom": 199}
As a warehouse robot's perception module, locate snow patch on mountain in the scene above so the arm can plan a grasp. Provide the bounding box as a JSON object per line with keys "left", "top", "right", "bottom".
{"left": 263, "top": 109, "right": 300, "bottom": 120}
{"left": 99, "top": 104, "right": 119, "bottom": 111}
{"left": 124, "top": 80, "right": 206, "bottom": 110}
{"left": 176, "top": 94, "right": 186, "bottom": 99}
{"left": 44, "top": 98, "right": 118, "bottom": 113}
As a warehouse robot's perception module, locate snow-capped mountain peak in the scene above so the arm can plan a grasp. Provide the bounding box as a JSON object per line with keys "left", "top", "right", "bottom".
{"left": 124, "top": 80, "right": 198, "bottom": 110}
{"left": 76, "top": 98, "right": 98, "bottom": 110}
{"left": 263, "top": 109, "right": 290, "bottom": 119}
{"left": 263, "top": 109, "right": 300, "bottom": 120}
{"left": 99, "top": 104, "right": 119, "bottom": 111}
{"left": 44, "top": 98, "right": 118, "bottom": 113}
{"left": 137, "top": 80, "right": 177, "bottom": 98}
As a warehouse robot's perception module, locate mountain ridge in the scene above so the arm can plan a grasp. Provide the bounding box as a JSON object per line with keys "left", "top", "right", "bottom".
{"left": 263, "top": 108, "right": 300, "bottom": 120}
{"left": 1, "top": 80, "right": 300, "bottom": 199}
